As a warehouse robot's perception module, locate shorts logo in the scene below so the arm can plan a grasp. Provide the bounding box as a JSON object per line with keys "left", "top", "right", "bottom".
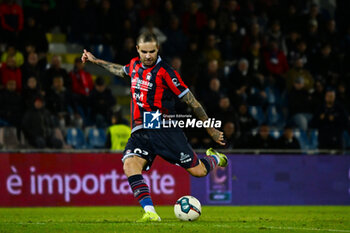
{"left": 134, "top": 148, "right": 149, "bottom": 155}
{"left": 180, "top": 152, "right": 191, "bottom": 163}
{"left": 143, "top": 110, "right": 161, "bottom": 129}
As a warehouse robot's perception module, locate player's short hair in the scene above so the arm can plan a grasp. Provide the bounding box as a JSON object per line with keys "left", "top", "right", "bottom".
{"left": 136, "top": 32, "right": 159, "bottom": 46}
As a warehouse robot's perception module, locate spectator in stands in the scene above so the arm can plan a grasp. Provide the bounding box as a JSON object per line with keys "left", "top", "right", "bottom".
{"left": 266, "top": 20, "right": 287, "bottom": 54}
{"left": 0, "top": 0, "right": 24, "bottom": 43}
{"left": 219, "top": 0, "right": 241, "bottom": 32}
{"left": 198, "top": 59, "right": 224, "bottom": 94}
{"left": 202, "top": 34, "right": 222, "bottom": 65}
{"left": 205, "top": 0, "right": 224, "bottom": 32}
{"left": 42, "top": 55, "right": 71, "bottom": 93}
{"left": 23, "top": 0, "right": 57, "bottom": 32}
{"left": 201, "top": 78, "right": 222, "bottom": 116}
{"left": 45, "top": 75, "right": 74, "bottom": 129}
{"left": 275, "top": 126, "right": 301, "bottom": 150}
{"left": 18, "top": 16, "right": 48, "bottom": 55}
{"left": 170, "top": 56, "right": 182, "bottom": 74}
{"left": 96, "top": 0, "right": 116, "bottom": 45}
{"left": 119, "top": 0, "right": 139, "bottom": 38}
{"left": 246, "top": 40, "right": 266, "bottom": 75}
{"left": 162, "top": 15, "right": 188, "bottom": 58}
{"left": 284, "top": 58, "right": 314, "bottom": 92}
{"left": 311, "top": 89, "right": 348, "bottom": 149}
{"left": 139, "top": 17, "right": 167, "bottom": 46}
{"left": 246, "top": 73, "right": 268, "bottom": 107}
{"left": 287, "top": 39, "right": 309, "bottom": 68}
{"left": 116, "top": 36, "right": 138, "bottom": 66}
{"left": 21, "top": 52, "right": 43, "bottom": 85}
{"left": 322, "top": 19, "right": 339, "bottom": 53}
{"left": 160, "top": 0, "right": 178, "bottom": 29}
{"left": 263, "top": 40, "right": 289, "bottom": 90}
{"left": 221, "top": 121, "right": 241, "bottom": 149}
{"left": 287, "top": 77, "right": 313, "bottom": 131}
{"left": 281, "top": 4, "right": 301, "bottom": 34}
{"left": 221, "top": 20, "right": 242, "bottom": 61}
{"left": 202, "top": 17, "right": 220, "bottom": 40}
{"left": 310, "top": 79, "right": 326, "bottom": 113}
{"left": 106, "top": 110, "right": 131, "bottom": 150}
{"left": 242, "top": 22, "right": 266, "bottom": 55}
{"left": 263, "top": 40, "right": 289, "bottom": 77}
{"left": 89, "top": 77, "right": 116, "bottom": 128}
{"left": 248, "top": 124, "right": 276, "bottom": 150}
{"left": 0, "top": 56, "right": 22, "bottom": 92}
{"left": 1, "top": 44, "right": 24, "bottom": 67}
{"left": 228, "top": 58, "right": 250, "bottom": 106}
{"left": 285, "top": 30, "right": 300, "bottom": 62}
{"left": 305, "top": 19, "right": 321, "bottom": 55}
{"left": 214, "top": 96, "right": 238, "bottom": 125}
{"left": 138, "top": 0, "right": 158, "bottom": 23}
{"left": 0, "top": 80, "right": 22, "bottom": 127}
{"left": 182, "top": 1, "right": 207, "bottom": 36}
{"left": 310, "top": 43, "right": 340, "bottom": 87}
{"left": 22, "top": 97, "right": 63, "bottom": 149}
{"left": 181, "top": 39, "right": 204, "bottom": 88}
{"left": 22, "top": 76, "right": 42, "bottom": 111}
{"left": 236, "top": 102, "right": 258, "bottom": 139}
{"left": 69, "top": 0, "right": 96, "bottom": 45}
{"left": 69, "top": 58, "right": 94, "bottom": 124}
{"left": 301, "top": 3, "right": 325, "bottom": 36}
{"left": 336, "top": 82, "right": 350, "bottom": 114}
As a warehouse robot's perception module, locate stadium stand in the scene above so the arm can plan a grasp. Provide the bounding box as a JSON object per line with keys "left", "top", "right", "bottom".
{"left": 0, "top": 0, "right": 349, "bottom": 153}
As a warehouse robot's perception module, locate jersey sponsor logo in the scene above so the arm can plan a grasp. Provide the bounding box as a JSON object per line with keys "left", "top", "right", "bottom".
{"left": 133, "top": 92, "right": 144, "bottom": 101}
{"left": 132, "top": 78, "right": 153, "bottom": 91}
{"left": 143, "top": 110, "right": 161, "bottom": 129}
{"left": 137, "top": 102, "right": 144, "bottom": 108}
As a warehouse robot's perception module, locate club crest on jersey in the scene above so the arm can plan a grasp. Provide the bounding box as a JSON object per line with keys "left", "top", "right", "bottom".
{"left": 146, "top": 73, "right": 152, "bottom": 81}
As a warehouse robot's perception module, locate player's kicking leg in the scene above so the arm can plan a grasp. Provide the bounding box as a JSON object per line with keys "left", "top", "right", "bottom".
{"left": 187, "top": 148, "right": 228, "bottom": 177}
{"left": 123, "top": 156, "right": 161, "bottom": 222}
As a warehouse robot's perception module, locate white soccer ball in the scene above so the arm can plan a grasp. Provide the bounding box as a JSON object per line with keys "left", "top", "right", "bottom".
{"left": 174, "top": 195, "right": 201, "bottom": 221}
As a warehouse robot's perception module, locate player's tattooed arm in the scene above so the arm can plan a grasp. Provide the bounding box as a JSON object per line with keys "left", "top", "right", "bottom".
{"left": 181, "top": 91, "right": 225, "bottom": 145}
{"left": 81, "top": 49, "right": 128, "bottom": 78}
{"left": 181, "top": 91, "right": 208, "bottom": 121}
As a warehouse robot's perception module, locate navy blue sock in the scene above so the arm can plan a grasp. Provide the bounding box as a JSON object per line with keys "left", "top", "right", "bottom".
{"left": 200, "top": 155, "right": 218, "bottom": 174}
{"left": 128, "top": 174, "right": 154, "bottom": 208}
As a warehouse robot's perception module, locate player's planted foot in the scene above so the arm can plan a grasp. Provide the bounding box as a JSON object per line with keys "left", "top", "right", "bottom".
{"left": 136, "top": 212, "right": 161, "bottom": 222}
{"left": 206, "top": 148, "right": 228, "bottom": 167}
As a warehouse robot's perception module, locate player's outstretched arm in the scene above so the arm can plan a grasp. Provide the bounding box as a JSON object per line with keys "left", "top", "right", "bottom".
{"left": 181, "top": 91, "right": 225, "bottom": 146}
{"left": 81, "top": 49, "right": 128, "bottom": 78}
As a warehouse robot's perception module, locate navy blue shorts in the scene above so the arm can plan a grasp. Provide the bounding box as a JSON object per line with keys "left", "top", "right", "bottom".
{"left": 122, "top": 128, "right": 199, "bottom": 170}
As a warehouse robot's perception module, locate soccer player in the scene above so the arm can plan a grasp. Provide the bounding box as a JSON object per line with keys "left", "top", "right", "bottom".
{"left": 81, "top": 32, "right": 228, "bottom": 222}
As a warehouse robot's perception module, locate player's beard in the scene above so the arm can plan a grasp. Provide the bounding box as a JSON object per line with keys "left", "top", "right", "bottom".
{"left": 141, "top": 55, "right": 157, "bottom": 67}
{"left": 143, "top": 59, "right": 155, "bottom": 67}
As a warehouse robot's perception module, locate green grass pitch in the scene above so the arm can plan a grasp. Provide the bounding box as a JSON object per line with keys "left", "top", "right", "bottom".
{"left": 0, "top": 206, "right": 349, "bottom": 233}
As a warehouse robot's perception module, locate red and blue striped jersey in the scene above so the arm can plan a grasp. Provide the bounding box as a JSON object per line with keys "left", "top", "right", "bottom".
{"left": 123, "top": 56, "right": 189, "bottom": 133}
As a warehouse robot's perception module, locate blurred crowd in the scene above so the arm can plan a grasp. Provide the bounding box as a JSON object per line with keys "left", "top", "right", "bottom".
{"left": 1, "top": 0, "right": 350, "bottom": 151}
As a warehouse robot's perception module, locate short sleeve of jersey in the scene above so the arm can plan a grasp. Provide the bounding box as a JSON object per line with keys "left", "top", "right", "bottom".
{"left": 123, "top": 57, "right": 139, "bottom": 77}
{"left": 163, "top": 67, "right": 189, "bottom": 98}
{"left": 123, "top": 64, "right": 130, "bottom": 76}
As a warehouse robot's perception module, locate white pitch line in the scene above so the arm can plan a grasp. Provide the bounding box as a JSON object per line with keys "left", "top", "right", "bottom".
{"left": 5, "top": 222, "right": 350, "bottom": 232}
{"left": 213, "top": 224, "right": 350, "bottom": 232}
